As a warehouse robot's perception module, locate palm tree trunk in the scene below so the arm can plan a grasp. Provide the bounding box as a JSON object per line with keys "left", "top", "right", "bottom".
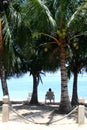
{"left": 29, "top": 73, "right": 38, "bottom": 104}
{"left": 0, "top": 19, "right": 9, "bottom": 96}
{"left": 0, "top": 19, "right": 4, "bottom": 55}
{"left": 0, "top": 65, "right": 9, "bottom": 96}
{"left": 59, "top": 45, "right": 71, "bottom": 114}
{"left": 71, "top": 72, "right": 78, "bottom": 106}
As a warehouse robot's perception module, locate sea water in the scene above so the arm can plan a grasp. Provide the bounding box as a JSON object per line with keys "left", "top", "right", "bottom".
{"left": 0, "top": 71, "right": 87, "bottom": 102}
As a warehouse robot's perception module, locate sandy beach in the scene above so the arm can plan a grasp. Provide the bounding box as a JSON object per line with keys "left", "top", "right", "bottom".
{"left": 0, "top": 101, "right": 87, "bottom": 130}
{"left": 0, "top": 121, "right": 87, "bottom": 130}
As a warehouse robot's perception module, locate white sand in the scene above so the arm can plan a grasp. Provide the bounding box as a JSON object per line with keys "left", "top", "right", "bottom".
{"left": 0, "top": 102, "right": 87, "bottom": 130}
{"left": 0, "top": 121, "right": 87, "bottom": 130}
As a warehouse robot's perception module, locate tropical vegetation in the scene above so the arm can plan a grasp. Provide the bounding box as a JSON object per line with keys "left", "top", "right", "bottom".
{"left": 0, "top": 0, "right": 87, "bottom": 114}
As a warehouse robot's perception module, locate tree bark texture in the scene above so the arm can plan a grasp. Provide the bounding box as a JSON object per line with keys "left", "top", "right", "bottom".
{"left": 71, "top": 72, "right": 78, "bottom": 106}
{"left": 29, "top": 73, "right": 39, "bottom": 104}
{"left": 59, "top": 45, "right": 71, "bottom": 114}
{"left": 0, "top": 65, "right": 9, "bottom": 96}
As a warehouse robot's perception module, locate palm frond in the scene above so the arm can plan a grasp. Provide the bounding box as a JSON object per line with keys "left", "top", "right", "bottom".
{"left": 68, "top": 1, "right": 87, "bottom": 32}
{"left": 23, "top": 0, "right": 56, "bottom": 33}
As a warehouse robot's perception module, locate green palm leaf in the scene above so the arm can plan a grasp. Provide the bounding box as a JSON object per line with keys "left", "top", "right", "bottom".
{"left": 68, "top": 1, "right": 87, "bottom": 32}
{"left": 23, "top": 0, "right": 56, "bottom": 33}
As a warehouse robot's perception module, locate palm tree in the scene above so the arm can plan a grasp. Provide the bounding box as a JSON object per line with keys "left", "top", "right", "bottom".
{"left": 67, "top": 1, "right": 87, "bottom": 106}
{"left": 67, "top": 35, "right": 87, "bottom": 106}
{"left": 13, "top": 21, "right": 60, "bottom": 104}
{"left": 0, "top": 0, "right": 24, "bottom": 96}
{"left": 22, "top": 0, "right": 85, "bottom": 113}
{"left": 0, "top": 0, "right": 10, "bottom": 96}
{"left": 28, "top": 41, "right": 60, "bottom": 104}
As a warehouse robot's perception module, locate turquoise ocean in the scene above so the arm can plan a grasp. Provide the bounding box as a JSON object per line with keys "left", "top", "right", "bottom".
{"left": 0, "top": 71, "right": 87, "bottom": 101}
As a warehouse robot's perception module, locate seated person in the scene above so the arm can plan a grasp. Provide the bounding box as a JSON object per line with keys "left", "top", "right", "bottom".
{"left": 45, "top": 88, "right": 55, "bottom": 103}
